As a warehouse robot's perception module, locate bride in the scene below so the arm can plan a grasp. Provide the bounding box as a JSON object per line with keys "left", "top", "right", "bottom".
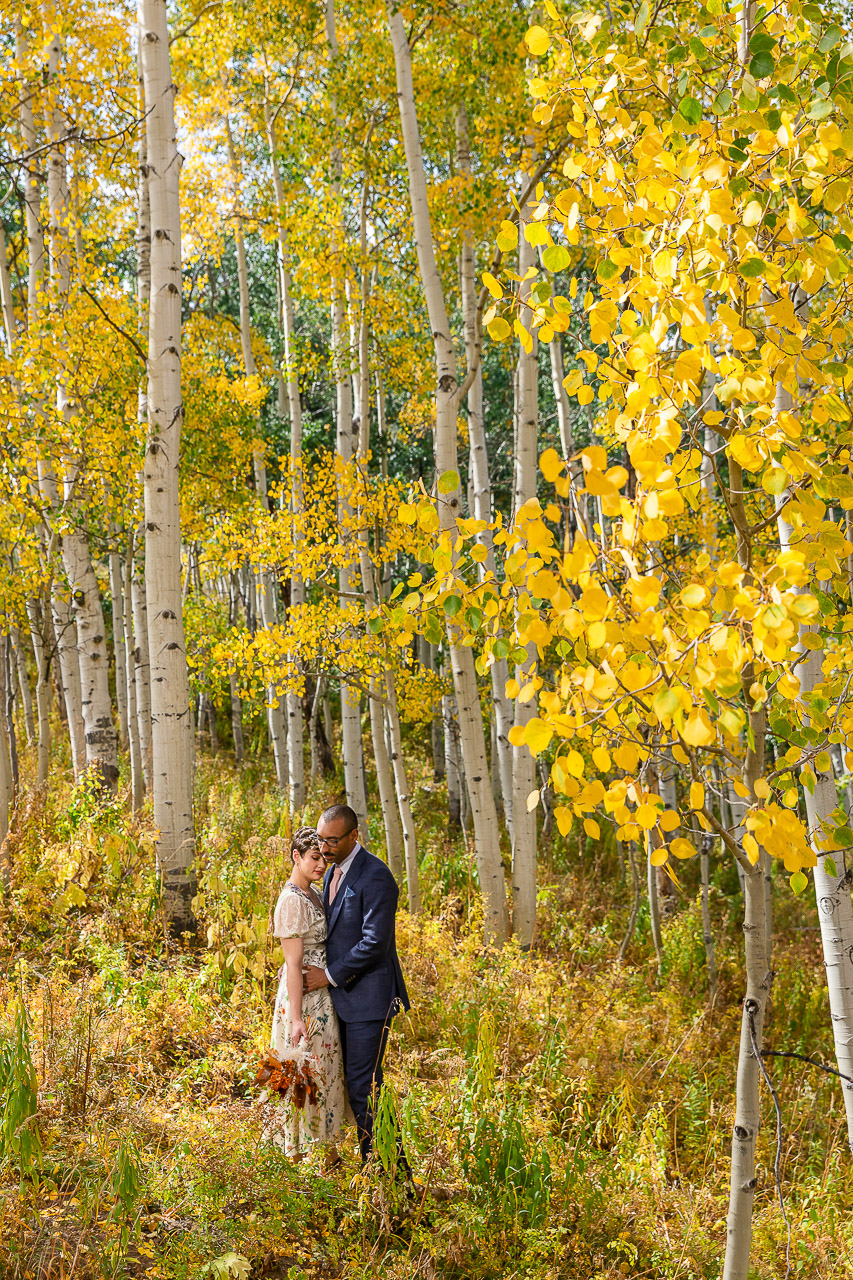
{"left": 269, "top": 827, "right": 349, "bottom": 1161}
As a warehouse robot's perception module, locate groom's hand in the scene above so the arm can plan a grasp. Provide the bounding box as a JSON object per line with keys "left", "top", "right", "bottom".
{"left": 304, "top": 965, "right": 329, "bottom": 992}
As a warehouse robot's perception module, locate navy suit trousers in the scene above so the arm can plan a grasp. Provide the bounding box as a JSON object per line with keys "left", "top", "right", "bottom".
{"left": 337, "top": 1015, "right": 390, "bottom": 1160}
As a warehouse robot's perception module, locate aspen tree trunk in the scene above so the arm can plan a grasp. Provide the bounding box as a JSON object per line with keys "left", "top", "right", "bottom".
{"left": 109, "top": 547, "right": 129, "bottom": 748}
{"left": 17, "top": 26, "right": 86, "bottom": 779}
{"left": 138, "top": 0, "right": 196, "bottom": 929}
{"left": 123, "top": 537, "right": 143, "bottom": 810}
{"left": 10, "top": 629, "right": 35, "bottom": 748}
{"left": 325, "top": 0, "right": 367, "bottom": 822}
{"left": 547, "top": 332, "right": 574, "bottom": 464}
{"left": 0, "top": 673, "right": 11, "bottom": 887}
{"left": 389, "top": 6, "right": 508, "bottom": 940}
{"left": 25, "top": 603, "right": 51, "bottom": 785}
{"left": 722, "top": 457, "right": 770, "bottom": 1280}
{"left": 510, "top": 161, "right": 539, "bottom": 947}
{"left": 700, "top": 831, "right": 718, "bottom": 1006}
{"left": 775, "top": 313, "right": 853, "bottom": 1149}
{"left": 228, "top": 575, "right": 244, "bottom": 766}
{"left": 226, "top": 117, "right": 288, "bottom": 791}
{"left": 133, "top": 44, "right": 153, "bottom": 798}
{"left": 443, "top": 695, "right": 461, "bottom": 828}
{"left": 456, "top": 104, "right": 513, "bottom": 835}
{"left": 46, "top": 28, "right": 118, "bottom": 790}
{"left": 385, "top": 671, "right": 419, "bottom": 912}
{"left": 266, "top": 100, "right": 306, "bottom": 811}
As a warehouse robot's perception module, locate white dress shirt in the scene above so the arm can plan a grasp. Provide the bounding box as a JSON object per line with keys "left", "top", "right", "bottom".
{"left": 324, "top": 842, "right": 362, "bottom": 986}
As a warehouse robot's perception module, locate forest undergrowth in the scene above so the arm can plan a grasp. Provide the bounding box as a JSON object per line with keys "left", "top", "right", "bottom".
{"left": 2, "top": 742, "right": 852, "bottom": 1280}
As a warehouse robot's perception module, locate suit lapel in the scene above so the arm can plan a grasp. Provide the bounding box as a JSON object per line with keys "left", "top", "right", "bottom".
{"left": 327, "top": 845, "right": 368, "bottom": 936}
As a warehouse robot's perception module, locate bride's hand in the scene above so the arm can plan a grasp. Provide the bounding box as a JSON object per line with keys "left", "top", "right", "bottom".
{"left": 291, "top": 1018, "right": 309, "bottom": 1046}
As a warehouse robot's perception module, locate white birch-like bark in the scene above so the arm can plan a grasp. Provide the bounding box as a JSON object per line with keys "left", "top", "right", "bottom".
{"left": 9, "top": 628, "right": 35, "bottom": 748}
{"left": 388, "top": 5, "right": 507, "bottom": 940}
{"left": 226, "top": 116, "right": 288, "bottom": 792}
{"left": 123, "top": 536, "right": 143, "bottom": 809}
{"left": 0, "top": 674, "right": 11, "bottom": 887}
{"left": 510, "top": 159, "right": 539, "bottom": 947}
{"left": 326, "top": 0, "right": 367, "bottom": 823}
{"left": 25, "top": 602, "right": 51, "bottom": 785}
{"left": 775, "top": 305, "right": 853, "bottom": 1150}
{"left": 133, "top": 41, "right": 152, "bottom": 798}
{"left": 265, "top": 99, "right": 306, "bottom": 811}
{"left": 385, "top": 670, "right": 419, "bottom": 912}
{"left": 138, "top": 0, "right": 196, "bottom": 928}
{"left": 109, "top": 546, "right": 129, "bottom": 748}
{"left": 46, "top": 29, "right": 118, "bottom": 788}
{"left": 456, "top": 104, "right": 513, "bottom": 836}
{"left": 17, "top": 25, "right": 86, "bottom": 779}
{"left": 443, "top": 695, "right": 461, "bottom": 828}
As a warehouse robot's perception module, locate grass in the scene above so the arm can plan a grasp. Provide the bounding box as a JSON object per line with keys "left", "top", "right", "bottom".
{"left": 1, "top": 743, "right": 853, "bottom": 1278}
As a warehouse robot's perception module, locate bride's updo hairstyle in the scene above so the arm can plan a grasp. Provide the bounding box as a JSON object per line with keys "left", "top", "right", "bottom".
{"left": 291, "top": 827, "right": 320, "bottom": 863}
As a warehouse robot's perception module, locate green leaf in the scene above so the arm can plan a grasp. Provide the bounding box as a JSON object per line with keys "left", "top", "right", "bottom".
{"left": 443, "top": 594, "right": 462, "bottom": 617}
{"left": 493, "top": 637, "right": 511, "bottom": 660}
{"left": 438, "top": 469, "right": 459, "bottom": 494}
{"left": 596, "top": 259, "right": 621, "bottom": 282}
{"left": 807, "top": 97, "right": 833, "bottom": 120}
{"left": 833, "top": 824, "right": 853, "bottom": 846}
{"left": 739, "top": 257, "right": 766, "bottom": 278}
{"left": 750, "top": 50, "right": 775, "bottom": 78}
{"left": 653, "top": 688, "right": 680, "bottom": 718}
{"left": 368, "top": 615, "right": 384, "bottom": 635}
{"left": 819, "top": 25, "right": 842, "bottom": 53}
{"left": 711, "top": 89, "right": 732, "bottom": 115}
{"left": 541, "top": 244, "right": 570, "bottom": 273}
{"left": 678, "top": 95, "right": 702, "bottom": 124}
{"left": 749, "top": 32, "right": 776, "bottom": 53}
{"left": 825, "top": 855, "right": 838, "bottom": 879}
{"left": 634, "top": 0, "right": 649, "bottom": 36}
{"left": 424, "top": 615, "right": 443, "bottom": 645}
{"left": 465, "top": 607, "right": 484, "bottom": 631}
{"left": 790, "top": 870, "right": 809, "bottom": 895}
{"left": 702, "top": 688, "right": 721, "bottom": 715}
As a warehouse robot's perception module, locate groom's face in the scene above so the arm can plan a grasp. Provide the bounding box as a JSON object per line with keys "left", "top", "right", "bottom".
{"left": 317, "top": 816, "right": 358, "bottom": 866}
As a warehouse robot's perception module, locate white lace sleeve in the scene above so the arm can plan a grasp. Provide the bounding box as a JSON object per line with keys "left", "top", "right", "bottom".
{"left": 273, "top": 888, "right": 311, "bottom": 939}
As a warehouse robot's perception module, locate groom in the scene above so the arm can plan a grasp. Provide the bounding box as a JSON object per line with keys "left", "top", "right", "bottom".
{"left": 304, "top": 803, "right": 410, "bottom": 1162}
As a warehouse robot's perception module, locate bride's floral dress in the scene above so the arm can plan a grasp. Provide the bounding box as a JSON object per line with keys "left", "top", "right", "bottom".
{"left": 268, "top": 883, "right": 350, "bottom": 1155}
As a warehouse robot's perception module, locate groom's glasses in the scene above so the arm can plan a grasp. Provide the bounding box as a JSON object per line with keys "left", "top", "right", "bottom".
{"left": 318, "top": 832, "right": 354, "bottom": 849}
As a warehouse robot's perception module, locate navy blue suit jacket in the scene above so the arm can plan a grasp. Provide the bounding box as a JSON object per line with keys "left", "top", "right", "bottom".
{"left": 323, "top": 845, "right": 410, "bottom": 1024}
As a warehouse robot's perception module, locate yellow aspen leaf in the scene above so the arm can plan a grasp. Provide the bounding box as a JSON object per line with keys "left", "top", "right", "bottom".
{"left": 635, "top": 803, "right": 658, "bottom": 829}
{"left": 526, "top": 788, "right": 541, "bottom": 812}
{"left": 689, "top": 782, "right": 705, "bottom": 810}
{"left": 482, "top": 272, "right": 503, "bottom": 299}
{"left": 614, "top": 742, "right": 639, "bottom": 773}
{"left": 522, "top": 718, "right": 554, "bottom": 754}
{"left": 743, "top": 833, "right": 761, "bottom": 865}
{"left": 753, "top": 778, "right": 771, "bottom": 799}
{"left": 487, "top": 317, "right": 511, "bottom": 341}
{"left": 525, "top": 24, "right": 550, "bottom": 55}
{"left": 681, "top": 584, "right": 707, "bottom": 608}
{"left": 555, "top": 806, "right": 573, "bottom": 836}
{"left": 566, "top": 749, "right": 585, "bottom": 778}
{"left": 588, "top": 620, "right": 606, "bottom": 648}
{"left": 660, "top": 809, "right": 680, "bottom": 832}
{"left": 650, "top": 845, "right": 668, "bottom": 866}
{"left": 670, "top": 838, "right": 697, "bottom": 859}
{"left": 584, "top": 818, "right": 601, "bottom": 838}
{"left": 683, "top": 710, "right": 716, "bottom": 746}
{"left": 592, "top": 746, "right": 610, "bottom": 771}
{"left": 539, "top": 448, "right": 564, "bottom": 482}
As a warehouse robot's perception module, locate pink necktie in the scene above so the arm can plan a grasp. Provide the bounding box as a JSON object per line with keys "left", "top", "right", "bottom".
{"left": 329, "top": 864, "right": 343, "bottom": 904}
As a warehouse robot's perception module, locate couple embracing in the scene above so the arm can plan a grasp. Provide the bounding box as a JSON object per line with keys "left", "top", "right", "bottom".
{"left": 269, "top": 804, "right": 409, "bottom": 1165}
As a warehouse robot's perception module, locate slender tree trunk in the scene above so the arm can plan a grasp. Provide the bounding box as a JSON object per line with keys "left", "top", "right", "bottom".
{"left": 700, "top": 830, "right": 718, "bottom": 1006}
{"left": 456, "top": 105, "right": 513, "bottom": 835}
{"left": 510, "top": 154, "right": 539, "bottom": 947}
{"left": 646, "top": 831, "right": 664, "bottom": 976}
{"left": 266, "top": 99, "right": 306, "bottom": 812}
{"left": 123, "top": 537, "right": 143, "bottom": 810}
{"left": 443, "top": 695, "right": 461, "bottom": 829}
{"left": 618, "top": 844, "right": 641, "bottom": 963}
{"left": 109, "top": 546, "right": 129, "bottom": 749}
{"left": 369, "top": 680, "right": 403, "bottom": 877}
{"left": 46, "top": 30, "right": 118, "bottom": 790}
{"left": 384, "top": 671, "right": 419, "bottom": 912}
{"left": 0, "top": 659, "right": 12, "bottom": 888}
{"left": 388, "top": 6, "right": 508, "bottom": 941}
{"left": 9, "top": 628, "right": 35, "bottom": 748}
{"left": 226, "top": 116, "right": 287, "bottom": 793}
{"left": 138, "top": 0, "right": 196, "bottom": 930}
{"left": 25, "top": 602, "right": 51, "bottom": 785}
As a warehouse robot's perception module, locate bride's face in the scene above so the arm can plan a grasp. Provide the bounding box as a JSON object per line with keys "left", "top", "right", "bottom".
{"left": 296, "top": 846, "right": 327, "bottom": 883}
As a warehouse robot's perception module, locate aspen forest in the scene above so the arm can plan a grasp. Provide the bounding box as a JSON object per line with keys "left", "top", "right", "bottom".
{"left": 4, "top": 0, "right": 853, "bottom": 1275}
